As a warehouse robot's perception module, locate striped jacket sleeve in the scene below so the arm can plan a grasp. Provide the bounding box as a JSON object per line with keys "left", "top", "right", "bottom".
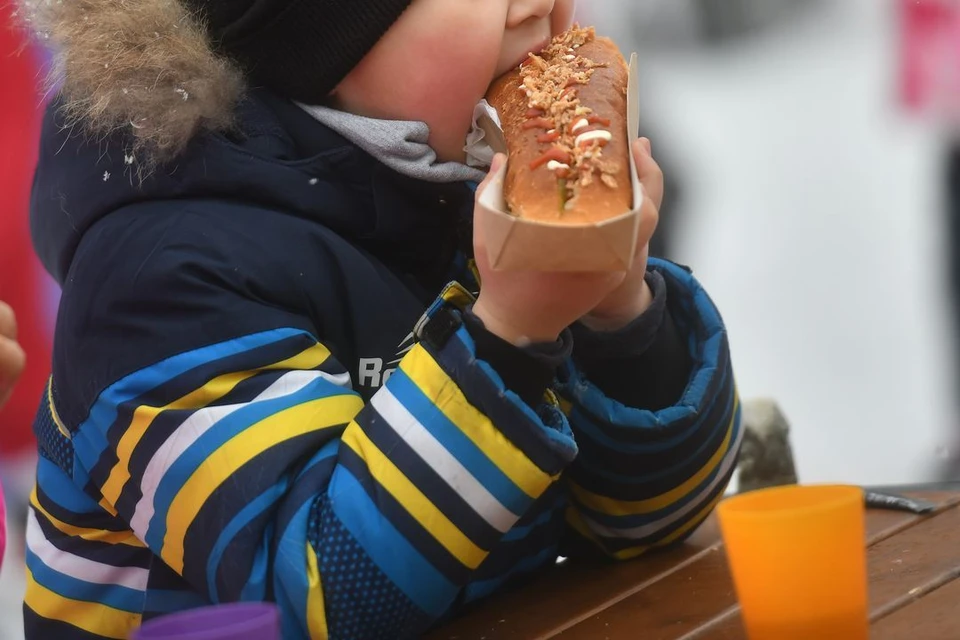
{"left": 557, "top": 259, "right": 742, "bottom": 560}
{"left": 25, "top": 228, "right": 577, "bottom": 640}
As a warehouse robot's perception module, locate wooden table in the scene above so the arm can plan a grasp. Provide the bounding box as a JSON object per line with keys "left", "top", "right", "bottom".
{"left": 429, "top": 489, "right": 960, "bottom": 640}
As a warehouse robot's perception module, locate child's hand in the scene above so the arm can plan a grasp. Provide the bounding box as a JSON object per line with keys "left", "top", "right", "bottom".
{"left": 580, "top": 138, "right": 662, "bottom": 332}
{"left": 472, "top": 154, "right": 628, "bottom": 346}
{"left": 0, "top": 301, "right": 26, "bottom": 409}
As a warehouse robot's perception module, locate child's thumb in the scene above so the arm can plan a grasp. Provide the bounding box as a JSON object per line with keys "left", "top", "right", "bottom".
{"left": 475, "top": 153, "right": 506, "bottom": 201}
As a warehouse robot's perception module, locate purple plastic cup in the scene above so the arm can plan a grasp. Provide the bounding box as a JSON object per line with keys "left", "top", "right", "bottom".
{"left": 130, "top": 602, "right": 281, "bottom": 640}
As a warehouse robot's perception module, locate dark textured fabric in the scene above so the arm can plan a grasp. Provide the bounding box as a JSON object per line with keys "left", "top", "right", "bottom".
{"left": 571, "top": 270, "right": 692, "bottom": 410}
{"left": 33, "top": 392, "right": 74, "bottom": 475}
{"left": 462, "top": 309, "right": 572, "bottom": 409}
{"left": 311, "top": 497, "right": 433, "bottom": 639}
{"left": 181, "top": 0, "right": 414, "bottom": 102}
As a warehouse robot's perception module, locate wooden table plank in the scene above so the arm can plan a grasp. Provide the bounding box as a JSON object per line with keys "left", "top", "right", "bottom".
{"left": 431, "top": 492, "right": 960, "bottom": 640}
{"left": 671, "top": 493, "right": 960, "bottom": 640}
{"left": 548, "top": 493, "right": 960, "bottom": 640}
{"left": 872, "top": 576, "right": 960, "bottom": 639}
{"left": 685, "top": 501, "right": 960, "bottom": 640}
{"left": 552, "top": 545, "right": 734, "bottom": 639}
{"left": 677, "top": 612, "right": 743, "bottom": 640}
{"left": 863, "top": 492, "right": 960, "bottom": 544}
{"left": 427, "top": 520, "right": 722, "bottom": 640}
{"left": 867, "top": 504, "right": 960, "bottom": 621}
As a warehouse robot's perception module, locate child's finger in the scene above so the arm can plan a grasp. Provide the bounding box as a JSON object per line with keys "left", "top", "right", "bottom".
{"left": 473, "top": 153, "right": 507, "bottom": 254}
{"left": 632, "top": 138, "right": 664, "bottom": 210}
{"left": 0, "top": 300, "right": 17, "bottom": 341}
{"left": 475, "top": 153, "right": 506, "bottom": 204}
{"left": 638, "top": 185, "right": 660, "bottom": 247}
{"left": 0, "top": 334, "right": 26, "bottom": 391}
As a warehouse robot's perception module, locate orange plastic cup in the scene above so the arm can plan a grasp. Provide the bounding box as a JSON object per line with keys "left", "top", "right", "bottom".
{"left": 716, "top": 485, "right": 868, "bottom": 640}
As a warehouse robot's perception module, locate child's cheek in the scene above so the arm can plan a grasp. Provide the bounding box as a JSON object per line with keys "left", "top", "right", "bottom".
{"left": 410, "top": 33, "right": 497, "bottom": 98}
{"left": 401, "top": 38, "right": 497, "bottom": 130}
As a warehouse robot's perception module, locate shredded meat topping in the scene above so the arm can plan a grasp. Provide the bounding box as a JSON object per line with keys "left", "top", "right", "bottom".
{"left": 519, "top": 25, "right": 620, "bottom": 209}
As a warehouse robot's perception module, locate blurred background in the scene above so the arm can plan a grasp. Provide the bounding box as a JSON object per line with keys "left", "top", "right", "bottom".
{"left": 588, "top": 0, "right": 960, "bottom": 484}
{"left": 2, "top": 0, "right": 960, "bottom": 637}
{"left": 582, "top": 0, "right": 960, "bottom": 489}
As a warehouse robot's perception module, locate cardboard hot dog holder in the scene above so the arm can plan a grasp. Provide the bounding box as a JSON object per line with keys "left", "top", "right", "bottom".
{"left": 476, "top": 53, "right": 643, "bottom": 272}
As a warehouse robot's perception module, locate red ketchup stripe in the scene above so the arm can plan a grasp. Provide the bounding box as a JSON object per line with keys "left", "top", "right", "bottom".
{"left": 537, "top": 130, "right": 561, "bottom": 143}
{"left": 530, "top": 147, "right": 572, "bottom": 170}
{"left": 522, "top": 117, "right": 554, "bottom": 130}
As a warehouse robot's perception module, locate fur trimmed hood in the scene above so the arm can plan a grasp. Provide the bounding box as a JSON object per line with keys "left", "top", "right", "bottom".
{"left": 16, "top": 0, "right": 244, "bottom": 163}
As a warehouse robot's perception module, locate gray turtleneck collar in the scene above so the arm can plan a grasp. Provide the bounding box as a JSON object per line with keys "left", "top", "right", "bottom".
{"left": 298, "top": 103, "right": 489, "bottom": 185}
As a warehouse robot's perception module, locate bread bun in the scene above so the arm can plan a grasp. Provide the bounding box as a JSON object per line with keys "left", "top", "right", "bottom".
{"left": 486, "top": 26, "right": 631, "bottom": 225}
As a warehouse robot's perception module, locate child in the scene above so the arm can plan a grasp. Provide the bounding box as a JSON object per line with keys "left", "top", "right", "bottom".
{"left": 19, "top": 0, "right": 741, "bottom": 638}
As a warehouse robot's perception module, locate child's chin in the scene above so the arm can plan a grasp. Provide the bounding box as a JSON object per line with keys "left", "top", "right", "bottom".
{"left": 435, "top": 145, "right": 470, "bottom": 165}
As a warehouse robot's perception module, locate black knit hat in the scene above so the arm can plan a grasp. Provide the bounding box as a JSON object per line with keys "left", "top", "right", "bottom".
{"left": 182, "top": 0, "right": 415, "bottom": 104}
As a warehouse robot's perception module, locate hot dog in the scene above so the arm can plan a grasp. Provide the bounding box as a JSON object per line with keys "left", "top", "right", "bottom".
{"left": 486, "top": 26, "right": 631, "bottom": 225}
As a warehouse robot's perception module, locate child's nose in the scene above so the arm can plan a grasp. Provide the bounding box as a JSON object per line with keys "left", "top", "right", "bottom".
{"left": 506, "top": 0, "right": 557, "bottom": 29}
